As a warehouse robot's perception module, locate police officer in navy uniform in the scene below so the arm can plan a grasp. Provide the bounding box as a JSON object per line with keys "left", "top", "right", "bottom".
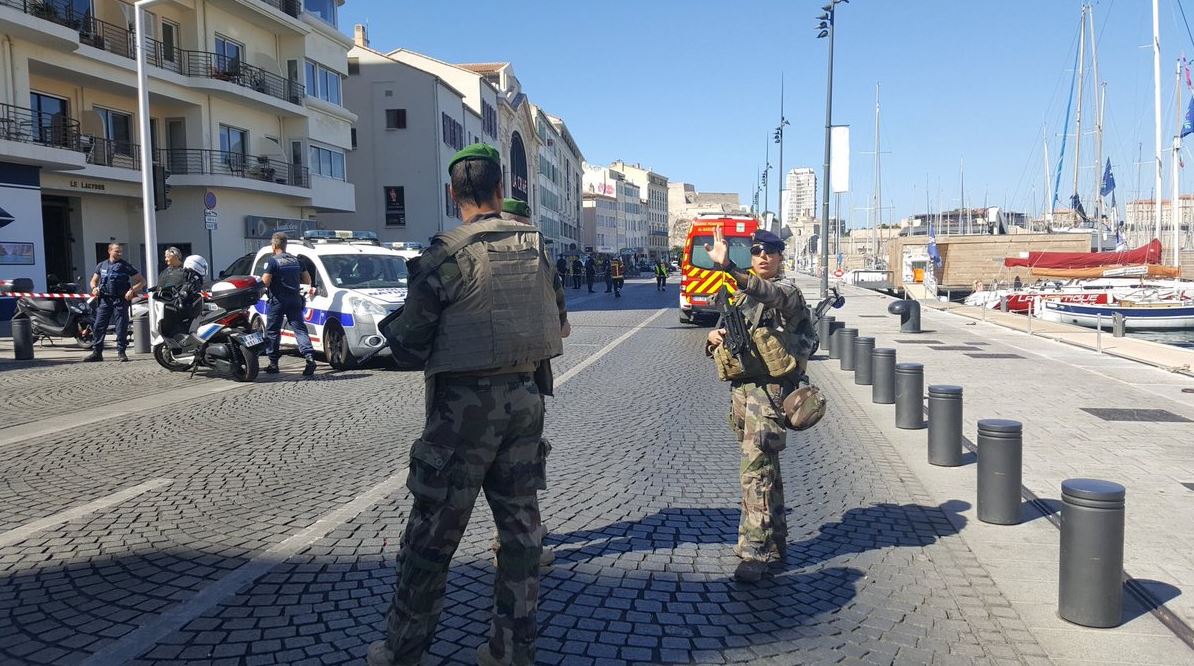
{"left": 85, "top": 242, "right": 144, "bottom": 362}
{"left": 261, "top": 232, "right": 317, "bottom": 376}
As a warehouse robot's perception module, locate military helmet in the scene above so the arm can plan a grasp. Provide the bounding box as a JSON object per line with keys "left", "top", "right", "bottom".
{"left": 783, "top": 385, "right": 826, "bottom": 431}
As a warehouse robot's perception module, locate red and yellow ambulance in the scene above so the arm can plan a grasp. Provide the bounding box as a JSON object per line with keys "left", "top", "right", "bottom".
{"left": 679, "top": 213, "right": 758, "bottom": 324}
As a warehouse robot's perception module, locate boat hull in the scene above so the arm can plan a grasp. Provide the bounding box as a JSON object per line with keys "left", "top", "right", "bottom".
{"left": 1040, "top": 301, "right": 1194, "bottom": 331}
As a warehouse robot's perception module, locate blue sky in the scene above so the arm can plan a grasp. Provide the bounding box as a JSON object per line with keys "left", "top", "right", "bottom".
{"left": 341, "top": 0, "right": 1194, "bottom": 228}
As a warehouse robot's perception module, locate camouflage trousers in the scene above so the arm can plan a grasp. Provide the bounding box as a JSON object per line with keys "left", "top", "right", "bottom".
{"left": 729, "top": 380, "right": 788, "bottom": 562}
{"left": 381, "top": 373, "right": 547, "bottom": 665}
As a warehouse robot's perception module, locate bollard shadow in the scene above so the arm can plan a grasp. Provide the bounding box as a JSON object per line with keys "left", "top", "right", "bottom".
{"left": 1123, "top": 579, "right": 1183, "bottom": 624}
{"left": 1021, "top": 498, "right": 1064, "bottom": 525}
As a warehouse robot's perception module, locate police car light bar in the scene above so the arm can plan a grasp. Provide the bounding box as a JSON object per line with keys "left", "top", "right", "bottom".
{"left": 303, "top": 229, "right": 380, "bottom": 243}
{"left": 389, "top": 242, "right": 425, "bottom": 251}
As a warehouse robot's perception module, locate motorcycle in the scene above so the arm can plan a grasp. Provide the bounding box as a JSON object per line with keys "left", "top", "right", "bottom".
{"left": 13, "top": 278, "right": 96, "bottom": 346}
{"left": 808, "top": 286, "right": 846, "bottom": 358}
{"left": 149, "top": 274, "right": 266, "bottom": 382}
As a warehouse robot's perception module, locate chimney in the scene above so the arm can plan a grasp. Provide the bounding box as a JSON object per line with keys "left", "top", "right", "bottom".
{"left": 354, "top": 24, "right": 368, "bottom": 48}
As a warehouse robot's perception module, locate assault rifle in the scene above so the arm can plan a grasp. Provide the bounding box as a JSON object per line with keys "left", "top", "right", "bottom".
{"left": 717, "top": 285, "right": 752, "bottom": 362}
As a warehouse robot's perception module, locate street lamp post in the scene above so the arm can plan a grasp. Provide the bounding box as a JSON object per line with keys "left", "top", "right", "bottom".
{"left": 775, "top": 77, "right": 789, "bottom": 235}
{"left": 135, "top": 0, "right": 166, "bottom": 287}
{"left": 816, "top": 0, "right": 846, "bottom": 298}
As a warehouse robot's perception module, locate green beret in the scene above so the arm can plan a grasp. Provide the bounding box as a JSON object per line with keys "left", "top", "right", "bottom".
{"left": 502, "top": 198, "right": 531, "bottom": 218}
{"left": 448, "top": 143, "right": 501, "bottom": 173}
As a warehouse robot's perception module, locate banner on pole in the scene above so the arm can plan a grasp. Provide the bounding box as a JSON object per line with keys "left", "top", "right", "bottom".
{"left": 830, "top": 125, "right": 849, "bottom": 193}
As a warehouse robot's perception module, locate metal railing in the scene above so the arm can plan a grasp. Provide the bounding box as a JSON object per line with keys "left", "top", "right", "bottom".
{"left": 256, "top": 0, "right": 301, "bottom": 19}
{"left": 0, "top": 102, "right": 81, "bottom": 150}
{"left": 158, "top": 148, "right": 309, "bottom": 188}
{"left": 84, "top": 135, "right": 139, "bottom": 170}
{"left": 79, "top": 15, "right": 135, "bottom": 58}
{"left": 0, "top": 0, "right": 88, "bottom": 29}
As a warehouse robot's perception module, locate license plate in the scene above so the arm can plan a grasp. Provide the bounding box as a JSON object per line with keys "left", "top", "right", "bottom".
{"left": 239, "top": 332, "right": 264, "bottom": 347}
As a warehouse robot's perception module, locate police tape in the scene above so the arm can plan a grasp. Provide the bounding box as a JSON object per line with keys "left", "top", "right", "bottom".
{"left": 3, "top": 292, "right": 93, "bottom": 299}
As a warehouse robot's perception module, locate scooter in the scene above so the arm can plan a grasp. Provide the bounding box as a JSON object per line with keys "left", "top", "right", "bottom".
{"left": 808, "top": 286, "right": 846, "bottom": 358}
{"left": 149, "top": 275, "right": 266, "bottom": 382}
{"left": 14, "top": 279, "right": 96, "bottom": 346}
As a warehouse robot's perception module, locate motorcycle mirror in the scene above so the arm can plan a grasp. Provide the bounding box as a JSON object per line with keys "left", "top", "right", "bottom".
{"left": 833, "top": 296, "right": 846, "bottom": 309}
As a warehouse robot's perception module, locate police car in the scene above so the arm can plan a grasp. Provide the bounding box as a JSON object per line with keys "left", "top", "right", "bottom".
{"left": 248, "top": 230, "right": 408, "bottom": 370}
{"left": 387, "top": 241, "right": 425, "bottom": 263}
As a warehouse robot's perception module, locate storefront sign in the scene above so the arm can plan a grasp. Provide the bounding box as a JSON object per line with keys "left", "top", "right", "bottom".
{"left": 384, "top": 186, "right": 405, "bottom": 226}
{"left": 244, "top": 216, "right": 317, "bottom": 239}
{"left": 510, "top": 131, "right": 529, "bottom": 202}
{"left": 0, "top": 241, "right": 35, "bottom": 265}
{"left": 68, "top": 179, "right": 106, "bottom": 191}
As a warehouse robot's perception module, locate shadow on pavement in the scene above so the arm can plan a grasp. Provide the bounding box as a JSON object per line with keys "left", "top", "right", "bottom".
{"left": 1124, "top": 579, "right": 1183, "bottom": 624}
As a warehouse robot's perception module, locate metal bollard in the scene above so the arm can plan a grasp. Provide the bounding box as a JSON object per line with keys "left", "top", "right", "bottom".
{"left": 134, "top": 313, "right": 151, "bottom": 354}
{"left": 1112, "top": 313, "right": 1125, "bottom": 338}
{"left": 895, "top": 362, "right": 925, "bottom": 429}
{"left": 853, "top": 336, "right": 875, "bottom": 385}
{"left": 818, "top": 315, "right": 834, "bottom": 355}
{"left": 927, "top": 385, "right": 964, "bottom": 466}
{"left": 872, "top": 348, "right": 896, "bottom": 404}
{"left": 1000, "top": 296, "right": 1008, "bottom": 313}
{"left": 976, "top": 419, "right": 1023, "bottom": 525}
{"left": 838, "top": 328, "right": 858, "bottom": 371}
{"left": 11, "top": 315, "right": 33, "bottom": 361}
{"left": 1059, "top": 479, "right": 1125, "bottom": 628}
{"left": 887, "top": 299, "right": 922, "bottom": 333}
{"left": 828, "top": 328, "right": 843, "bottom": 359}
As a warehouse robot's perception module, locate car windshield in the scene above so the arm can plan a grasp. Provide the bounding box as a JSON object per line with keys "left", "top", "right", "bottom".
{"left": 689, "top": 235, "right": 753, "bottom": 270}
{"left": 322, "top": 254, "right": 408, "bottom": 288}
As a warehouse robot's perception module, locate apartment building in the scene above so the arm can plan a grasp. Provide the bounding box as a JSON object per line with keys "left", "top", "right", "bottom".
{"left": 546, "top": 113, "right": 582, "bottom": 255}
{"left": 609, "top": 160, "right": 668, "bottom": 259}
{"left": 0, "top": 0, "right": 355, "bottom": 288}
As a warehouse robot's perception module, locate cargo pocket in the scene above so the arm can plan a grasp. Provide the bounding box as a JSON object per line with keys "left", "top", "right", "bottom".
{"left": 407, "top": 438, "right": 455, "bottom": 503}
{"left": 535, "top": 437, "right": 552, "bottom": 491}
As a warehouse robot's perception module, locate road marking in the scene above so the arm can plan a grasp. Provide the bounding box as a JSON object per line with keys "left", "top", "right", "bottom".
{"left": 78, "top": 308, "right": 665, "bottom": 664}
{"left": 555, "top": 308, "right": 667, "bottom": 387}
{"left": 80, "top": 473, "right": 408, "bottom": 666}
{"left": 0, "top": 478, "right": 173, "bottom": 549}
{"left": 0, "top": 382, "right": 252, "bottom": 448}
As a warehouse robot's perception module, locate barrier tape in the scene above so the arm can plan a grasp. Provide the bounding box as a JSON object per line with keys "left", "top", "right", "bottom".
{"left": 3, "top": 292, "right": 93, "bottom": 299}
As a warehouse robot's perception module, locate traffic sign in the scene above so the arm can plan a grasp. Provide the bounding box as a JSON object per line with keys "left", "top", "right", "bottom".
{"left": 204, "top": 210, "right": 218, "bottom": 231}
{"left": 204, "top": 192, "right": 217, "bottom": 210}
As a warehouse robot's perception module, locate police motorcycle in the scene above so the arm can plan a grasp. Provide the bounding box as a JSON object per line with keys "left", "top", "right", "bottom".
{"left": 807, "top": 286, "right": 846, "bottom": 357}
{"left": 11, "top": 276, "right": 97, "bottom": 345}
{"left": 148, "top": 255, "right": 266, "bottom": 382}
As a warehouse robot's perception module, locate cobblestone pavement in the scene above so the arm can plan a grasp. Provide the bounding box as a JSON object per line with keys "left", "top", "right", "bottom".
{"left": 0, "top": 278, "right": 1053, "bottom": 664}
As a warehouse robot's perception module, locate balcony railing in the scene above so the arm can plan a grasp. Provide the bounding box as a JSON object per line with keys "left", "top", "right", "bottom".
{"left": 256, "top": 0, "right": 301, "bottom": 19}
{"left": 84, "top": 136, "right": 139, "bottom": 170}
{"left": 0, "top": 0, "right": 88, "bottom": 29}
{"left": 0, "top": 102, "right": 81, "bottom": 150}
{"left": 159, "top": 148, "right": 309, "bottom": 188}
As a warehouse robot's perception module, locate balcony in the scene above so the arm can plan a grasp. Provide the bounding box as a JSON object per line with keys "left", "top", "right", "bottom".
{"left": 162, "top": 148, "right": 309, "bottom": 189}
{"left": 0, "top": 0, "right": 84, "bottom": 49}
{"left": 0, "top": 102, "right": 87, "bottom": 170}
{"left": 73, "top": 15, "right": 304, "bottom": 106}
{"left": 83, "top": 136, "right": 139, "bottom": 170}
{"left": 256, "top": 0, "right": 301, "bottom": 18}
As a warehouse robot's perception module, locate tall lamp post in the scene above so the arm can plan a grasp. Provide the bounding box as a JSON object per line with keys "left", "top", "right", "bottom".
{"left": 774, "top": 78, "right": 789, "bottom": 235}
{"left": 817, "top": 0, "right": 847, "bottom": 298}
{"left": 135, "top": 0, "right": 166, "bottom": 287}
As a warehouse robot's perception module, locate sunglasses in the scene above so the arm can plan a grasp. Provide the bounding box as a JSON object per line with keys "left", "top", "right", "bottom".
{"left": 750, "top": 244, "right": 782, "bottom": 256}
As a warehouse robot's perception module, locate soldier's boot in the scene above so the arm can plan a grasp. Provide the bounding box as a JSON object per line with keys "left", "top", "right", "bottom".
{"left": 477, "top": 640, "right": 534, "bottom": 666}
{"left": 83, "top": 350, "right": 103, "bottom": 362}
{"left": 116, "top": 350, "right": 129, "bottom": 362}
{"left": 492, "top": 541, "right": 555, "bottom": 568}
{"left": 734, "top": 559, "right": 767, "bottom": 583}
{"left": 264, "top": 361, "right": 279, "bottom": 374}
{"left": 302, "top": 354, "right": 316, "bottom": 376}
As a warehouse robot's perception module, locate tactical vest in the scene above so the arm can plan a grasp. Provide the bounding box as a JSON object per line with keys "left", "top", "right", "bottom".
{"left": 419, "top": 215, "right": 563, "bottom": 376}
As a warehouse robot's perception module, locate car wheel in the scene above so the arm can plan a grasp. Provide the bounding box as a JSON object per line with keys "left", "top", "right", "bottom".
{"left": 323, "top": 323, "right": 357, "bottom": 371}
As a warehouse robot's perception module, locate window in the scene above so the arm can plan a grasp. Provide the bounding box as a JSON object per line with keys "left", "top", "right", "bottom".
{"left": 304, "top": 0, "right": 337, "bottom": 26}
{"left": 96, "top": 107, "right": 133, "bottom": 155}
{"left": 309, "top": 144, "right": 346, "bottom": 180}
{"left": 305, "top": 60, "right": 343, "bottom": 105}
{"left": 444, "top": 183, "right": 460, "bottom": 219}
{"left": 386, "top": 109, "right": 406, "bottom": 129}
{"left": 482, "top": 101, "right": 497, "bottom": 138}
{"left": 440, "top": 112, "right": 463, "bottom": 150}
{"left": 350, "top": 128, "right": 357, "bottom": 149}
{"left": 214, "top": 35, "right": 243, "bottom": 75}
{"left": 29, "top": 92, "right": 69, "bottom": 147}
{"left": 161, "top": 20, "right": 178, "bottom": 62}
{"left": 219, "top": 124, "right": 248, "bottom": 173}
{"left": 347, "top": 58, "right": 359, "bottom": 75}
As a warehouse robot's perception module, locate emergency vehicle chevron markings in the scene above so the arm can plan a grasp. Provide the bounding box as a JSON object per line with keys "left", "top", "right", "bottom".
{"left": 0, "top": 478, "right": 173, "bottom": 548}
{"left": 80, "top": 307, "right": 666, "bottom": 664}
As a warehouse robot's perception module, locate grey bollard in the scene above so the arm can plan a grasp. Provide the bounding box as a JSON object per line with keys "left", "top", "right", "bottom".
{"left": 818, "top": 315, "right": 834, "bottom": 355}
{"left": 11, "top": 315, "right": 33, "bottom": 361}
{"left": 1112, "top": 313, "right": 1126, "bottom": 338}
{"left": 927, "top": 385, "right": 964, "bottom": 466}
{"left": 828, "top": 328, "right": 843, "bottom": 359}
{"left": 1059, "top": 479, "right": 1125, "bottom": 628}
{"left": 1000, "top": 296, "right": 1009, "bottom": 313}
{"left": 888, "top": 299, "right": 922, "bottom": 333}
{"left": 976, "top": 419, "right": 1023, "bottom": 525}
{"left": 853, "top": 337, "right": 875, "bottom": 385}
{"left": 838, "top": 328, "right": 858, "bottom": 371}
{"left": 872, "top": 348, "right": 896, "bottom": 404}
{"left": 895, "top": 363, "right": 925, "bottom": 429}
{"left": 134, "top": 313, "right": 150, "bottom": 354}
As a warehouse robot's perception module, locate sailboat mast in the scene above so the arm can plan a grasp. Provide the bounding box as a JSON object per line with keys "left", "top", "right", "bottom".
{"left": 960, "top": 159, "right": 966, "bottom": 235}
{"left": 872, "top": 82, "right": 881, "bottom": 262}
{"left": 1173, "top": 58, "right": 1183, "bottom": 266}
{"left": 1153, "top": 0, "right": 1164, "bottom": 241}
{"left": 1090, "top": 6, "right": 1103, "bottom": 223}
{"left": 1072, "top": 5, "right": 1087, "bottom": 220}
{"left": 1043, "top": 128, "right": 1053, "bottom": 231}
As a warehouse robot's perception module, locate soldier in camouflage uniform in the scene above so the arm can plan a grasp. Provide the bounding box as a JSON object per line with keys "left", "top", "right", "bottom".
{"left": 704, "top": 228, "right": 811, "bottom": 583}
{"left": 368, "top": 144, "right": 569, "bottom": 666}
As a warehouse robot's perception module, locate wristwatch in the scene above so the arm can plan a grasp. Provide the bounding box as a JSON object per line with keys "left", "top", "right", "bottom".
{"left": 721, "top": 259, "right": 738, "bottom": 273}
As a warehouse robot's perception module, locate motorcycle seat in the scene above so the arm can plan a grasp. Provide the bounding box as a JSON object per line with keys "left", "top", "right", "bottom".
{"left": 25, "top": 299, "right": 65, "bottom": 315}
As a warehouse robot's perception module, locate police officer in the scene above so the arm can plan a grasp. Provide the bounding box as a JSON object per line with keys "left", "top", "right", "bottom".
{"left": 369, "top": 144, "right": 568, "bottom": 666}
{"left": 501, "top": 197, "right": 532, "bottom": 224}
{"left": 704, "top": 228, "right": 810, "bottom": 583}
{"left": 85, "top": 243, "right": 144, "bottom": 362}
{"left": 261, "top": 232, "right": 317, "bottom": 376}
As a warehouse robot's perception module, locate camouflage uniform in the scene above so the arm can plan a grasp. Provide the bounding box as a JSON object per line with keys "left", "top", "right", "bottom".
{"left": 717, "top": 273, "right": 810, "bottom": 563}
{"left": 373, "top": 212, "right": 567, "bottom": 666}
